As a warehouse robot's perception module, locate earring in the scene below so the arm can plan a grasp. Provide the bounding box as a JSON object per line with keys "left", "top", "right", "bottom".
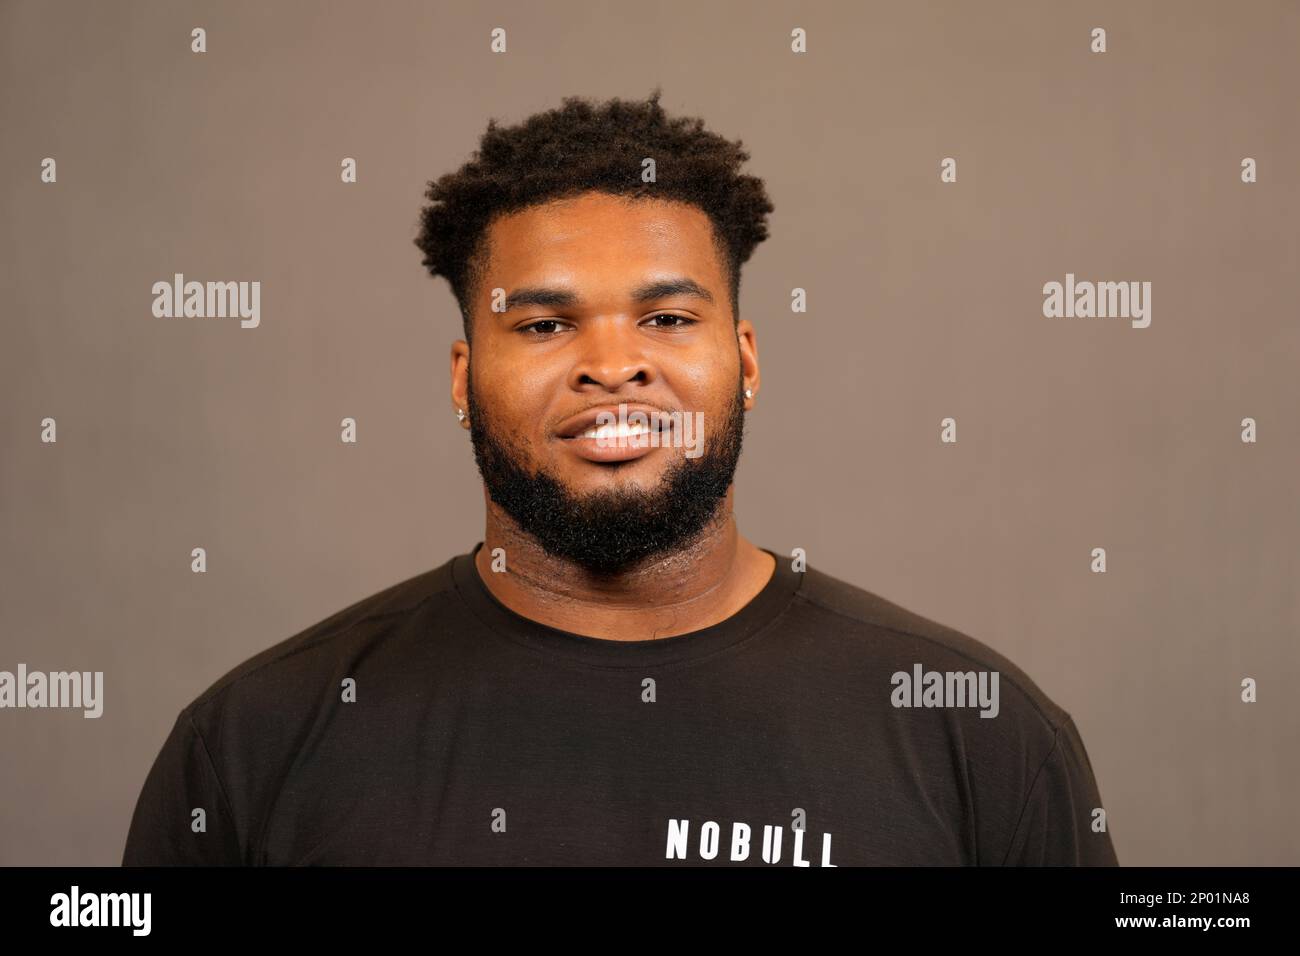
{"left": 456, "top": 408, "right": 466, "bottom": 422}
{"left": 744, "top": 389, "right": 753, "bottom": 399}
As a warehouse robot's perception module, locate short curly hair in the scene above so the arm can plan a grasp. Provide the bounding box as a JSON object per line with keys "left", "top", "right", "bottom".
{"left": 413, "top": 88, "right": 774, "bottom": 342}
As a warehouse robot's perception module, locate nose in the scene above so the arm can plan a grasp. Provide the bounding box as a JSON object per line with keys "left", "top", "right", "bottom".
{"left": 567, "top": 318, "right": 655, "bottom": 392}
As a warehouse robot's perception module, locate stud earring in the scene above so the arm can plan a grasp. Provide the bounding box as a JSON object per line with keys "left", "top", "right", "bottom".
{"left": 744, "top": 389, "right": 753, "bottom": 399}
{"left": 456, "top": 408, "right": 466, "bottom": 422}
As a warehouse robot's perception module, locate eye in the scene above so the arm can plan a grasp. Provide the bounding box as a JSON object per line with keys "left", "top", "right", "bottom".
{"left": 517, "top": 319, "right": 568, "bottom": 336}
{"left": 644, "top": 313, "right": 697, "bottom": 329}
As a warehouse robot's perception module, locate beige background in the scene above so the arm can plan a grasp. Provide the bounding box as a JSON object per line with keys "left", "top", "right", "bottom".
{"left": 2, "top": 0, "right": 1297, "bottom": 866}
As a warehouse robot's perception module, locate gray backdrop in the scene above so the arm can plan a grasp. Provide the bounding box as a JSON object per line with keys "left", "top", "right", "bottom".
{"left": 2, "top": 0, "right": 1297, "bottom": 865}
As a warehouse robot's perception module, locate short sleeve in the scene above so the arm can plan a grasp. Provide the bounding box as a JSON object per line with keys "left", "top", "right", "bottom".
{"left": 122, "top": 709, "right": 245, "bottom": 866}
{"left": 999, "top": 714, "right": 1119, "bottom": 866}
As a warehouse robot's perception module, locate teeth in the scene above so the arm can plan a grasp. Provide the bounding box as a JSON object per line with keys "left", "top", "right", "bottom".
{"left": 580, "top": 421, "right": 655, "bottom": 439}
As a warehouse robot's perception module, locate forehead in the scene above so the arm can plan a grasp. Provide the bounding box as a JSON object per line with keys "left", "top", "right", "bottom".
{"left": 481, "top": 192, "right": 725, "bottom": 287}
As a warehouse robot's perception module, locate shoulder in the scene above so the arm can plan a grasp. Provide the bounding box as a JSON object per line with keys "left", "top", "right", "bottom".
{"left": 791, "top": 562, "right": 1072, "bottom": 734}
{"left": 180, "top": 556, "right": 459, "bottom": 727}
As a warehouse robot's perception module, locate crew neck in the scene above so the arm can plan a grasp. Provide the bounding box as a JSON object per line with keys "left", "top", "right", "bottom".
{"left": 450, "top": 542, "right": 803, "bottom": 667}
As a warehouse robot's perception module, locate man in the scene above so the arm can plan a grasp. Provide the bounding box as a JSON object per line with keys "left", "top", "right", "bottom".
{"left": 123, "top": 90, "right": 1118, "bottom": 866}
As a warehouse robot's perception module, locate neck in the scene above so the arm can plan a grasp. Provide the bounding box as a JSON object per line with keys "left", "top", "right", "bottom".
{"left": 473, "top": 488, "right": 775, "bottom": 641}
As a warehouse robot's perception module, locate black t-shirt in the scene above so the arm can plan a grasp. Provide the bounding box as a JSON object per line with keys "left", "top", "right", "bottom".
{"left": 122, "top": 543, "right": 1119, "bottom": 866}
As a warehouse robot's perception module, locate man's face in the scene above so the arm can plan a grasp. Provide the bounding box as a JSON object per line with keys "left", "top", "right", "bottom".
{"left": 453, "top": 191, "right": 759, "bottom": 576}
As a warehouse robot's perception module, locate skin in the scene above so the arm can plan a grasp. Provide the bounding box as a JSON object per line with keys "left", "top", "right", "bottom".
{"left": 449, "top": 190, "right": 775, "bottom": 640}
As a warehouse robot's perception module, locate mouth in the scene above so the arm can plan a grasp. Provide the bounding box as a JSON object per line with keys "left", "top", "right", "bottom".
{"left": 555, "top": 404, "right": 669, "bottom": 439}
{"left": 555, "top": 406, "right": 672, "bottom": 464}
{"left": 569, "top": 419, "right": 665, "bottom": 441}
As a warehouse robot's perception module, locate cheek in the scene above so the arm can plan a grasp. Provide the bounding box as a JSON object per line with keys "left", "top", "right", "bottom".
{"left": 475, "top": 364, "right": 556, "bottom": 435}
{"left": 673, "top": 357, "right": 738, "bottom": 413}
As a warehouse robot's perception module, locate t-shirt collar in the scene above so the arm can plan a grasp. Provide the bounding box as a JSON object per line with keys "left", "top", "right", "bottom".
{"left": 451, "top": 541, "right": 802, "bottom": 667}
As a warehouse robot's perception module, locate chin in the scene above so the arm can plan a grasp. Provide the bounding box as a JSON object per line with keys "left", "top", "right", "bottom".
{"left": 563, "top": 460, "right": 669, "bottom": 490}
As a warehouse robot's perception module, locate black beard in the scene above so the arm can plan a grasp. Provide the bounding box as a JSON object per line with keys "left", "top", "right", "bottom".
{"left": 465, "top": 368, "right": 746, "bottom": 577}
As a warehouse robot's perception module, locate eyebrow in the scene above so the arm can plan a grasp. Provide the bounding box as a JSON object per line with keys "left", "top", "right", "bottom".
{"left": 502, "top": 277, "right": 715, "bottom": 312}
